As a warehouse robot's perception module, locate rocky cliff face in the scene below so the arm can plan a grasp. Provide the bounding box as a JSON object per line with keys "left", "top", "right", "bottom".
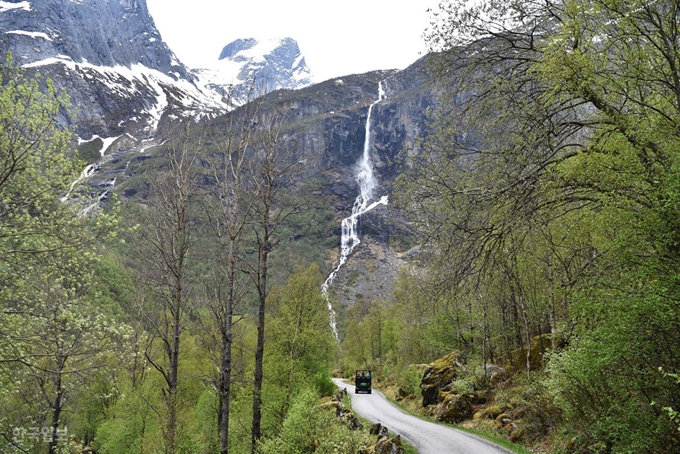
{"left": 1, "top": 0, "right": 187, "bottom": 76}
{"left": 316, "top": 59, "right": 434, "bottom": 306}
{"left": 126, "top": 60, "right": 435, "bottom": 306}
{"left": 0, "top": 0, "right": 228, "bottom": 141}
{"left": 250, "top": 58, "right": 434, "bottom": 197}
{"left": 247, "top": 60, "right": 435, "bottom": 306}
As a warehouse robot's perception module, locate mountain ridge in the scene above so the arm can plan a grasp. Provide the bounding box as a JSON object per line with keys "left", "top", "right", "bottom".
{"left": 1, "top": 0, "right": 435, "bottom": 306}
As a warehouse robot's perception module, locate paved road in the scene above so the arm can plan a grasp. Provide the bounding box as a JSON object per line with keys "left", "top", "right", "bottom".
{"left": 333, "top": 378, "right": 514, "bottom": 454}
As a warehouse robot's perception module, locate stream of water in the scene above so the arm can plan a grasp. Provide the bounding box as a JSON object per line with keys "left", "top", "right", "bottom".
{"left": 322, "top": 82, "right": 389, "bottom": 339}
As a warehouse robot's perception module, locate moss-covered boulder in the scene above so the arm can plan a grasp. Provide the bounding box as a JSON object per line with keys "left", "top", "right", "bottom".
{"left": 420, "top": 351, "right": 463, "bottom": 407}
{"left": 510, "top": 334, "right": 565, "bottom": 372}
{"left": 374, "top": 434, "right": 404, "bottom": 454}
{"left": 434, "top": 393, "right": 473, "bottom": 423}
{"left": 473, "top": 403, "right": 508, "bottom": 420}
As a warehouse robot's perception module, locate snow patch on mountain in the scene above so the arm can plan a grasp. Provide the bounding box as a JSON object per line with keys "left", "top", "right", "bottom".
{"left": 0, "top": 1, "right": 30, "bottom": 13}
{"left": 23, "top": 56, "right": 228, "bottom": 134}
{"left": 77, "top": 134, "right": 123, "bottom": 157}
{"left": 5, "top": 30, "right": 51, "bottom": 40}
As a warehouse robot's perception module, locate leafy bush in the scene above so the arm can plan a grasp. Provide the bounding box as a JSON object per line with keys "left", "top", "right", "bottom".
{"left": 313, "top": 372, "right": 337, "bottom": 397}
{"left": 257, "top": 389, "right": 369, "bottom": 454}
{"left": 450, "top": 378, "right": 475, "bottom": 395}
{"left": 77, "top": 137, "right": 104, "bottom": 163}
{"left": 398, "top": 364, "right": 424, "bottom": 397}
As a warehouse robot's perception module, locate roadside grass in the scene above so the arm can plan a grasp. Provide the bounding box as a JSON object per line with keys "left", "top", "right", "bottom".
{"left": 380, "top": 392, "right": 531, "bottom": 454}
{"left": 454, "top": 426, "right": 533, "bottom": 454}
{"left": 340, "top": 392, "right": 419, "bottom": 454}
{"left": 402, "top": 442, "right": 418, "bottom": 454}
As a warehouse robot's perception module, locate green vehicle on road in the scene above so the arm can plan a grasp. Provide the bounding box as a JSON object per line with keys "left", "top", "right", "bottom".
{"left": 355, "top": 369, "right": 372, "bottom": 394}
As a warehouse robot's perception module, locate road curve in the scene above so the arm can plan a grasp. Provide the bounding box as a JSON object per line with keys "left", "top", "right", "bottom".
{"left": 333, "top": 378, "right": 515, "bottom": 454}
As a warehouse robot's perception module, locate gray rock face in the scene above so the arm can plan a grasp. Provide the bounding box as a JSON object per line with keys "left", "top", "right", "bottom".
{"left": 0, "top": 0, "right": 227, "bottom": 140}
{"left": 221, "top": 37, "right": 312, "bottom": 89}
{"left": 224, "top": 63, "right": 436, "bottom": 305}
{"left": 218, "top": 38, "right": 259, "bottom": 60}
{"left": 0, "top": 0, "right": 189, "bottom": 78}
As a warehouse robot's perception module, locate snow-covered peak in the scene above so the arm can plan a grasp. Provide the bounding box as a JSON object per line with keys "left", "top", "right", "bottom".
{"left": 219, "top": 37, "right": 289, "bottom": 63}
{"left": 194, "top": 37, "right": 313, "bottom": 105}
{"left": 0, "top": 0, "right": 231, "bottom": 138}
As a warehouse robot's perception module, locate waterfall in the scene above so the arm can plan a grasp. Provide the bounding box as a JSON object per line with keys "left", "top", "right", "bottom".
{"left": 322, "top": 82, "right": 389, "bottom": 340}
{"left": 60, "top": 163, "right": 99, "bottom": 202}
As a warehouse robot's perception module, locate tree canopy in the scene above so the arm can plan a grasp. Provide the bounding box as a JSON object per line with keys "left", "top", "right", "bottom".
{"left": 393, "top": 0, "right": 680, "bottom": 451}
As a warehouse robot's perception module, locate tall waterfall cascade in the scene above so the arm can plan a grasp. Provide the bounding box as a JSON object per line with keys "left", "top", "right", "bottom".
{"left": 322, "top": 82, "right": 389, "bottom": 340}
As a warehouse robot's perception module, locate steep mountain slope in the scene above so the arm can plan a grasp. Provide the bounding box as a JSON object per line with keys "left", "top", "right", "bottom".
{"left": 0, "top": 0, "right": 321, "bottom": 212}
{"left": 116, "top": 57, "right": 437, "bottom": 306}
{"left": 1, "top": 2, "right": 309, "bottom": 142}
{"left": 0, "top": 0, "right": 227, "bottom": 142}
{"left": 1, "top": 0, "right": 436, "bottom": 306}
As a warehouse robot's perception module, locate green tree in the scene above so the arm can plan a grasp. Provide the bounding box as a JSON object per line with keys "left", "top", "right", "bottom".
{"left": 409, "top": 0, "right": 680, "bottom": 450}
{"left": 245, "top": 102, "right": 304, "bottom": 452}
{"left": 0, "top": 59, "right": 77, "bottom": 241}
{"left": 1, "top": 240, "right": 125, "bottom": 454}
{"left": 0, "top": 58, "right": 122, "bottom": 453}
{"left": 198, "top": 90, "right": 262, "bottom": 454}
{"left": 130, "top": 125, "right": 197, "bottom": 454}
{"left": 266, "top": 264, "right": 335, "bottom": 423}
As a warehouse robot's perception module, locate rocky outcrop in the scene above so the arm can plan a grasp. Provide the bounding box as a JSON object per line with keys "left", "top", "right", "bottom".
{"left": 420, "top": 352, "right": 497, "bottom": 425}
{"left": 483, "top": 364, "right": 507, "bottom": 386}
{"left": 420, "top": 351, "right": 463, "bottom": 407}
{"left": 332, "top": 392, "right": 404, "bottom": 454}
{"left": 369, "top": 423, "right": 389, "bottom": 437}
{"left": 331, "top": 388, "right": 363, "bottom": 430}
{"left": 367, "top": 423, "right": 404, "bottom": 454}
{"left": 434, "top": 393, "right": 473, "bottom": 424}
{"left": 374, "top": 434, "right": 404, "bottom": 454}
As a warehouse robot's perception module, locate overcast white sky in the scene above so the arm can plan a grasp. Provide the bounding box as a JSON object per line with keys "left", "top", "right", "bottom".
{"left": 146, "top": 0, "right": 438, "bottom": 83}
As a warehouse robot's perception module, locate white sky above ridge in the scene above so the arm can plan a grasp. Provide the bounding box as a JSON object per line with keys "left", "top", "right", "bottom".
{"left": 146, "top": 0, "right": 439, "bottom": 83}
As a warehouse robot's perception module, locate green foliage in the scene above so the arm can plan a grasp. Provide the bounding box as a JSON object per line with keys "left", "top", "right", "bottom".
{"left": 256, "top": 389, "right": 369, "bottom": 454}
{"left": 0, "top": 55, "right": 124, "bottom": 453}
{"left": 94, "top": 376, "right": 164, "bottom": 454}
{"left": 546, "top": 283, "right": 680, "bottom": 452}
{"left": 491, "top": 373, "right": 562, "bottom": 445}
{"left": 400, "top": 0, "right": 680, "bottom": 450}
{"left": 268, "top": 264, "right": 336, "bottom": 376}
{"left": 183, "top": 390, "right": 220, "bottom": 454}
{"left": 94, "top": 334, "right": 217, "bottom": 454}
{"left": 264, "top": 264, "right": 337, "bottom": 428}
{"left": 77, "top": 137, "right": 104, "bottom": 164}
{"left": 313, "top": 372, "right": 337, "bottom": 398}
{"left": 396, "top": 364, "right": 424, "bottom": 398}
{"left": 90, "top": 253, "right": 136, "bottom": 318}
{"left": 654, "top": 369, "right": 680, "bottom": 433}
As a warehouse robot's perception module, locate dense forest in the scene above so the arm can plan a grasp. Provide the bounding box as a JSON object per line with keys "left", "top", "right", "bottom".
{"left": 2, "top": 1, "right": 680, "bottom": 453}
